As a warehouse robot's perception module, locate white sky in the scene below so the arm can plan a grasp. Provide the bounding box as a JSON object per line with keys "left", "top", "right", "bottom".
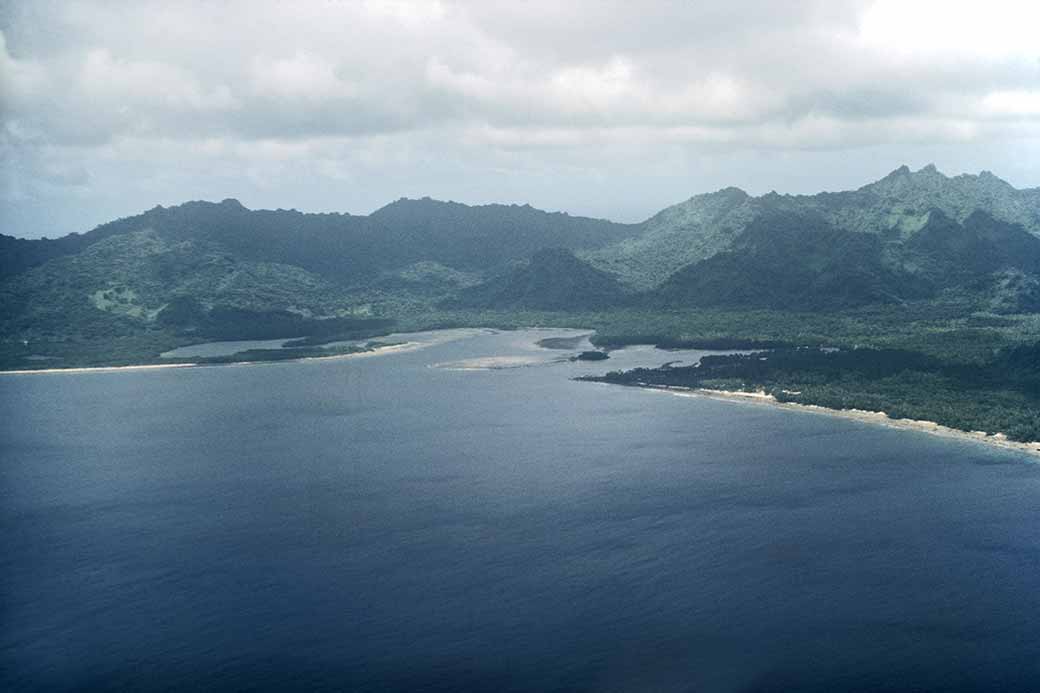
{"left": 2, "top": 0, "right": 1040, "bottom": 238}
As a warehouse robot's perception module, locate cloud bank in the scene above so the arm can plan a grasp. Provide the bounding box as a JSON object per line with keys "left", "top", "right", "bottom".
{"left": 2, "top": 0, "right": 1039, "bottom": 237}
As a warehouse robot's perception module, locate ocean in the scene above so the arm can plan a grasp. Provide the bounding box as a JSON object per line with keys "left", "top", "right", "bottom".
{"left": 3, "top": 329, "right": 1039, "bottom": 691}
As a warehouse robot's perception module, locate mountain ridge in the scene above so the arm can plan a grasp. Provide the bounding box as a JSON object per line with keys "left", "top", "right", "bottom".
{"left": 582, "top": 164, "right": 1040, "bottom": 289}
{"left": 0, "top": 195, "right": 637, "bottom": 284}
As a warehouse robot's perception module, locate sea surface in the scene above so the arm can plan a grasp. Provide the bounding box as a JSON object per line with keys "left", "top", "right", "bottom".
{"left": 2, "top": 329, "right": 1040, "bottom": 692}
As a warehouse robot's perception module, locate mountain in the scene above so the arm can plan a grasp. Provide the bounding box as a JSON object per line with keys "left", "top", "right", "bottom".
{"left": 367, "top": 198, "right": 638, "bottom": 274}
{"left": 586, "top": 165, "right": 1040, "bottom": 290}
{"left": 904, "top": 209, "right": 1040, "bottom": 281}
{"left": 0, "top": 197, "right": 635, "bottom": 341}
{"left": 841, "top": 165, "right": 1040, "bottom": 237}
{"left": 0, "top": 229, "right": 354, "bottom": 339}
{"left": 581, "top": 187, "right": 754, "bottom": 290}
{"left": 0, "top": 233, "right": 103, "bottom": 283}
{"left": 647, "top": 212, "right": 927, "bottom": 311}
{"left": 454, "top": 248, "right": 627, "bottom": 310}
{"left": 644, "top": 207, "right": 1040, "bottom": 312}
{"left": 0, "top": 197, "right": 636, "bottom": 284}
{"left": 903, "top": 210, "right": 1040, "bottom": 313}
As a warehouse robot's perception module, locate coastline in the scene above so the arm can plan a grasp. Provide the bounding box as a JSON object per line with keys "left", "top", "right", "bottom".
{"left": 0, "top": 328, "right": 500, "bottom": 377}
{"left": 0, "top": 340, "right": 422, "bottom": 376}
{"left": 0, "top": 362, "right": 202, "bottom": 376}
{"left": 633, "top": 383, "right": 1040, "bottom": 459}
{"left": 7, "top": 329, "right": 1038, "bottom": 461}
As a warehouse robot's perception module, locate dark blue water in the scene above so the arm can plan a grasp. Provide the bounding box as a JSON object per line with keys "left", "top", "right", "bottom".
{"left": 3, "top": 329, "right": 1040, "bottom": 692}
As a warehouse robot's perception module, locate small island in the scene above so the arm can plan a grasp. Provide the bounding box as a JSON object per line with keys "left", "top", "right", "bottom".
{"left": 574, "top": 350, "right": 610, "bottom": 361}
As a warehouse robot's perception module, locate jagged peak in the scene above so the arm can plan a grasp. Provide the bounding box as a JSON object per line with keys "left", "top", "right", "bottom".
{"left": 951, "top": 169, "right": 1016, "bottom": 190}
{"left": 863, "top": 164, "right": 955, "bottom": 193}
{"left": 878, "top": 163, "right": 944, "bottom": 180}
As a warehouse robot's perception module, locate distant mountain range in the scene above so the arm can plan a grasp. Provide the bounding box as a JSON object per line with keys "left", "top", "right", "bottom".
{"left": 3, "top": 165, "right": 1040, "bottom": 344}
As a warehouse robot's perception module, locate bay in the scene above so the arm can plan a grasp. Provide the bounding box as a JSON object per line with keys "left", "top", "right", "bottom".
{"left": 2, "top": 329, "right": 1039, "bottom": 691}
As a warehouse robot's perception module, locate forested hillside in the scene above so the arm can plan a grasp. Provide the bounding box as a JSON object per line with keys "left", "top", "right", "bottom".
{"left": 584, "top": 164, "right": 1040, "bottom": 289}
{"left": 455, "top": 248, "right": 627, "bottom": 310}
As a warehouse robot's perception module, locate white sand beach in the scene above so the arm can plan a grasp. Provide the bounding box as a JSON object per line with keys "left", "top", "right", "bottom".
{"left": 636, "top": 384, "right": 1040, "bottom": 459}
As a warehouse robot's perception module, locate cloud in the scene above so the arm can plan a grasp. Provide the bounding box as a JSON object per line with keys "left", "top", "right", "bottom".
{"left": 6, "top": 0, "right": 1037, "bottom": 145}
{"left": 981, "top": 90, "right": 1040, "bottom": 119}
{"left": 1, "top": 0, "right": 1039, "bottom": 237}
{"left": 82, "top": 49, "right": 238, "bottom": 113}
{"left": 250, "top": 52, "right": 351, "bottom": 101}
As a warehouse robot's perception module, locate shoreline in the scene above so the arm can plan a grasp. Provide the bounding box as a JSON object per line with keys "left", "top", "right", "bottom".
{"left": 631, "top": 383, "right": 1040, "bottom": 459}
{"left": 0, "top": 362, "right": 202, "bottom": 376}
{"left": 0, "top": 327, "right": 531, "bottom": 377}
{"left": 7, "top": 331, "right": 1039, "bottom": 461}
{"left": 0, "top": 340, "right": 423, "bottom": 376}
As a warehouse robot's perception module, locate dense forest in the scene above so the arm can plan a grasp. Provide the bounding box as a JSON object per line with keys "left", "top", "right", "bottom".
{"left": 582, "top": 343, "right": 1040, "bottom": 442}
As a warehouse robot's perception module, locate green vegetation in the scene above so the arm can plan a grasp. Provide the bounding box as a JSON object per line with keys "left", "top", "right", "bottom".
{"left": 455, "top": 248, "right": 626, "bottom": 310}
{"left": 582, "top": 343, "right": 1040, "bottom": 442}
{"left": 180, "top": 341, "right": 399, "bottom": 365}
{"left": 1, "top": 165, "right": 1038, "bottom": 442}
{"left": 582, "top": 186, "right": 754, "bottom": 289}
{"left": 582, "top": 164, "right": 1040, "bottom": 289}
{"left": 0, "top": 196, "right": 635, "bottom": 283}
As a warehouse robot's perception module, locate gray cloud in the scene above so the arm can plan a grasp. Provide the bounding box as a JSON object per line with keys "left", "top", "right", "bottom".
{"left": 1, "top": 0, "right": 1039, "bottom": 238}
